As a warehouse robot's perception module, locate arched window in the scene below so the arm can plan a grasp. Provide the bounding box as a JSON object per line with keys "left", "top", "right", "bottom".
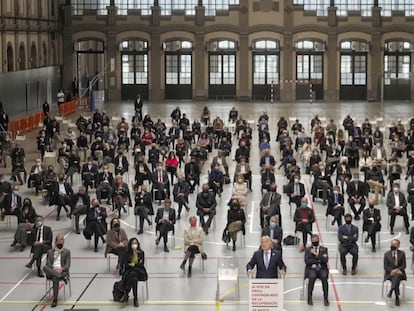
{"left": 252, "top": 39, "right": 280, "bottom": 100}
{"left": 6, "top": 44, "right": 14, "bottom": 72}
{"left": 42, "top": 42, "right": 48, "bottom": 67}
{"left": 18, "top": 43, "right": 26, "bottom": 70}
{"left": 30, "top": 43, "right": 38, "bottom": 68}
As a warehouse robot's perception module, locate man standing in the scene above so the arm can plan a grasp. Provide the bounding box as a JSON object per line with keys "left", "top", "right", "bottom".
{"left": 362, "top": 199, "right": 381, "bottom": 252}
{"left": 305, "top": 234, "right": 329, "bottom": 306}
{"left": 386, "top": 183, "right": 409, "bottom": 235}
{"left": 246, "top": 236, "right": 286, "bottom": 278}
{"left": 338, "top": 214, "right": 359, "bottom": 275}
{"left": 196, "top": 183, "right": 217, "bottom": 235}
{"left": 384, "top": 239, "right": 406, "bottom": 306}
{"left": 26, "top": 215, "right": 53, "bottom": 277}
{"left": 43, "top": 234, "right": 70, "bottom": 308}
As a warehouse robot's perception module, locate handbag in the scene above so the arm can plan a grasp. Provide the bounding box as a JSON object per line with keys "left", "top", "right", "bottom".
{"left": 221, "top": 229, "right": 231, "bottom": 244}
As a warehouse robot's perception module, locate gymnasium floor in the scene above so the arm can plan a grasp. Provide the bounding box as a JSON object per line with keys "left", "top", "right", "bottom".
{"left": 0, "top": 100, "right": 413, "bottom": 311}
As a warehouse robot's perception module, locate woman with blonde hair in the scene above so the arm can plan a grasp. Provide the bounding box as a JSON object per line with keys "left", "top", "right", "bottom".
{"left": 232, "top": 174, "right": 248, "bottom": 208}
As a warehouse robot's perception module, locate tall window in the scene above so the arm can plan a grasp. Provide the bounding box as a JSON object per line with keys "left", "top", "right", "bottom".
{"left": 72, "top": 0, "right": 110, "bottom": 15}
{"left": 164, "top": 40, "right": 193, "bottom": 85}
{"left": 252, "top": 40, "right": 279, "bottom": 85}
{"left": 120, "top": 40, "right": 149, "bottom": 85}
{"left": 115, "top": 0, "right": 153, "bottom": 15}
{"left": 204, "top": 0, "right": 240, "bottom": 16}
{"left": 292, "top": 0, "right": 331, "bottom": 16}
{"left": 340, "top": 40, "right": 368, "bottom": 86}
{"left": 295, "top": 40, "right": 325, "bottom": 81}
{"left": 384, "top": 41, "right": 412, "bottom": 82}
{"left": 208, "top": 40, "right": 237, "bottom": 85}
{"left": 159, "top": 0, "right": 198, "bottom": 15}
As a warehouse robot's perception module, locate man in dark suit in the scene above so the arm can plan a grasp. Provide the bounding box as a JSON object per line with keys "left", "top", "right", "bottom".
{"left": 386, "top": 183, "right": 410, "bottom": 235}
{"left": 173, "top": 174, "right": 190, "bottom": 220}
{"left": 151, "top": 163, "right": 170, "bottom": 203}
{"left": 113, "top": 149, "right": 129, "bottom": 176}
{"left": 25, "top": 215, "right": 53, "bottom": 277}
{"left": 196, "top": 183, "right": 217, "bottom": 234}
{"left": 70, "top": 186, "right": 90, "bottom": 234}
{"left": 294, "top": 197, "right": 315, "bottom": 252}
{"left": 155, "top": 199, "right": 176, "bottom": 252}
{"left": 260, "top": 165, "right": 275, "bottom": 193}
{"left": 43, "top": 234, "right": 71, "bottom": 308}
{"left": 1, "top": 184, "right": 21, "bottom": 221}
{"left": 135, "top": 184, "right": 153, "bottom": 234}
{"left": 184, "top": 157, "right": 200, "bottom": 193}
{"left": 0, "top": 109, "right": 9, "bottom": 131}
{"left": 327, "top": 185, "right": 344, "bottom": 227}
{"left": 362, "top": 199, "right": 381, "bottom": 252}
{"left": 305, "top": 234, "right": 329, "bottom": 306}
{"left": 96, "top": 165, "right": 114, "bottom": 204}
{"left": 311, "top": 162, "right": 333, "bottom": 205}
{"left": 81, "top": 157, "right": 99, "bottom": 192}
{"left": 52, "top": 174, "right": 74, "bottom": 221}
{"left": 28, "top": 158, "right": 46, "bottom": 195}
{"left": 286, "top": 175, "right": 305, "bottom": 208}
{"left": 384, "top": 239, "right": 406, "bottom": 306}
{"left": 246, "top": 236, "right": 286, "bottom": 279}
{"left": 261, "top": 215, "right": 283, "bottom": 253}
{"left": 338, "top": 214, "right": 359, "bottom": 275}
{"left": 259, "top": 183, "right": 281, "bottom": 228}
{"left": 347, "top": 173, "right": 368, "bottom": 220}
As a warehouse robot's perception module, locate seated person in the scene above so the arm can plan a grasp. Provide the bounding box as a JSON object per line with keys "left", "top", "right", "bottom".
{"left": 184, "top": 157, "right": 200, "bottom": 193}
{"left": 234, "top": 156, "right": 252, "bottom": 190}
{"left": 362, "top": 199, "right": 381, "bottom": 252}
{"left": 208, "top": 162, "right": 224, "bottom": 196}
{"left": 51, "top": 174, "right": 74, "bottom": 221}
{"left": 384, "top": 239, "right": 406, "bottom": 306}
{"left": 226, "top": 198, "right": 246, "bottom": 252}
{"left": 366, "top": 162, "right": 385, "bottom": 204}
{"left": 232, "top": 174, "right": 248, "bottom": 208}
{"left": 11, "top": 198, "right": 37, "bottom": 252}
{"left": 259, "top": 183, "right": 281, "bottom": 228}
{"left": 261, "top": 215, "right": 283, "bottom": 254}
{"left": 66, "top": 150, "right": 81, "bottom": 186}
{"left": 28, "top": 159, "right": 46, "bottom": 195}
{"left": 311, "top": 162, "right": 333, "bottom": 205}
{"left": 180, "top": 216, "right": 207, "bottom": 277}
{"left": 151, "top": 162, "right": 170, "bottom": 202}
{"left": 112, "top": 175, "right": 133, "bottom": 218}
{"left": 25, "top": 215, "right": 52, "bottom": 277}
{"left": 327, "top": 185, "right": 344, "bottom": 227}
{"left": 43, "top": 234, "right": 71, "bottom": 308}
{"left": 294, "top": 198, "right": 315, "bottom": 252}
{"left": 338, "top": 214, "right": 359, "bottom": 275}
{"left": 135, "top": 185, "right": 154, "bottom": 234}
{"left": 1, "top": 184, "right": 21, "bottom": 221}
{"left": 70, "top": 186, "right": 90, "bottom": 234}
{"left": 173, "top": 175, "right": 190, "bottom": 220}
{"left": 260, "top": 164, "right": 275, "bottom": 194}
{"left": 347, "top": 173, "right": 368, "bottom": 220}
{"left": 84, "top": 199, "right": 107, "bottom": 252}
{"left": 259, "top": 149, "right": 276, "bottom": 169}
{"left": 155, "top": 199, "right": 176, "bottom": 252}
{"left": 113, "top": 149, "right": 129, "bottom": 176}
{"left": 81, "top": 157, "right": 98, "bottom": 192}
{"left": 336, "top": 157, "right": 352, "bottom": 193}
{"left": 286, "top": 175, "right": 305, "bottom": 208}
{"left": 196, "top": 184, "right": 217, "bottom": 235}
{"left": 96, "top": 165, "right": 114, "bottom": 205}
{"left": 388, "top": 157, "right": 402, "bottom": 188}
{"left": 386, "top": 183, "right": 409, "bottom": 235}
{"left": 211, "top": 150, "right": 228, "bottom": 176}
{"left": 119, "top": 238, "right": 146, "bottom": 307}
{"left": 105, "top": 218, "right": 128, "bottom": 265}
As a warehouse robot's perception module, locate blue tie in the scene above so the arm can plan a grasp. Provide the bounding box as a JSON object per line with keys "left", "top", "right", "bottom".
{"left": 264, "top": 252, "right": 270, "bottom": 269}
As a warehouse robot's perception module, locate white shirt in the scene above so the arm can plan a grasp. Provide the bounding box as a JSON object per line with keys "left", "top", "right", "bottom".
{"left": 59, "top": 183, "right": 66, "bottom": 195}
{"left": 394, "top": 193, "right": 400, "bottom": 208}
{"left": 376, "top": 148, "right": 382, "bottom": 160}
{"left": 263, "top": 250, "right": 271, "bottom": 268}
{"left": 118, "top": 156, "right": 123, "bottom": 167}
{"left": 240, "top": 164, "right": 246, "bottom": 174}
{"left": 53, "top": 253, "right": 62, "bottom": 269}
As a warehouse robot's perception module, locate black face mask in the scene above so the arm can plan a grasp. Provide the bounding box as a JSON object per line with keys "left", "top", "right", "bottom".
{"left": 369, "top": 205, "right": 375, "bottom": 209}
{"left": 345, "top": 220, "right": 352, "bottom": 225}
{"left": 391, "top": 245, "right": 397, "bottom": 251}
{"left": 113, "top": 224, "right": 120, "bottom": 232}
{"left": 312, "top": 241, "right": 319, "bottom": 247}
{"left": 56, "top": 244, "right": 63, "bottom": 249}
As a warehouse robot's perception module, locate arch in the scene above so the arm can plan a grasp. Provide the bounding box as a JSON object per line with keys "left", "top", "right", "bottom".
{"left": 6, "top": 43, "right": 14, "bottom": 72}
{"left": 30, "top": 42, "right": 37, "bottom": 68}
{"left": 42, "top": 42, "right": 48, "bottom": 66}
{"left": 18, "top": 42, "right": 26, "bottom": 70}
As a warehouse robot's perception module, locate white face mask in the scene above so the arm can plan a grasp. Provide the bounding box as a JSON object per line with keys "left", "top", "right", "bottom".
{"left": 393, "top": 187, "right": 399, "bottom": 193}
{"left": 131, "top": 244, "right": 138, "bottom": 250}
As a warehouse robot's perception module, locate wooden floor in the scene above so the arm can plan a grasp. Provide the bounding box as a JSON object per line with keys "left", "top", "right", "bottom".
{"left": 0, "top": 100, "right": 413, "bottom": 311}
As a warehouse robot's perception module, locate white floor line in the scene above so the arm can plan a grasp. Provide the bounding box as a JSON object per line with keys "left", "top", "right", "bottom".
{"left": 249, "top": 201, "right": 255, "bottom": 234}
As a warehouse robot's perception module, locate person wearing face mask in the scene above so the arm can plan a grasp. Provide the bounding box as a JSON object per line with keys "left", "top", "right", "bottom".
{"left": 366, "top": 161, "right": 385, "bottom": 204}
{"left": 347, "top": 173, "right": 368, "bottom": 220}
{"left": 232, "top": 174, "right": 248, "bottom": 208}
{"left": 155, "top": 199, "right": 176, "bottom": 252}
{"left": 105, "top": 218, "right": 128, "bottom": 265}
{"left": 65, "top": 150, "right": 81, "bottom": 186}
{"left": 151, "top": 162, "right": 170, "bottom": 204}
{"left": 81, "top": 157, "right": 98, "bottom": 192}
{"left": 84, "top": 199, "right": 107, "bottom": 252}
{"left": 294, "top": 197, "right": 315, "bottom": 252}
{"left": 208, "top": 162, "right": 224, "bottom": 197}
{"left": 1, "top": 184, "right": 21, "bottom": 222}
{"left": 311, "top": 161, "right": 333, "bottom": 205}
{"left": 305, "top": 234, "right": 329, "bottom": 306}
{"left": 371, "top": 142, "right": 387, "bottom": 173}
{"left": 96, "top": 165, "right": 114, "bottom": 205}
{"left": 11, "top": 198, "right": 37, "bottom": 251}
{"left": 327, "top": 185, "right": 344, "bottom": 226}
{"left": 388, "top": 158, "right": 402, "bottom": 188}
{"left": 407, "top": 177, "right": 414, "bottom": 221}
{"left": 57, "top": 142, "right": 70, "bottom": 170}
{"left": 173, "top": 175, "right": 190, "bottom": 220}
{"left": 112, "top": 175, "right": 133, "bottom": 218}
{"left": 51, "top": 174, "right": 74, "bottom": 221}
{"left": 135, "top": 185, "right": 154, "bottom": 234}
{"left": 185, "top": 157, "right": 201, "bottom": 193}
{"left": 384, "top": 239, "right": 406, "bottom": 306}
{"left": 259, "top": 183, "right": 281, "bottom": 228}
{"left": 261, "top": 215, "right": 283, "bottom": 254}
{"left": 28, "top": 158, "right": 46, "bottom": 195}
{"left": 181, "top": 216, "right": 207, "bottom": 277}
{"left": 287, "top": 175, "right": 305, "bottom": 208}
{"left": 362, "top": 199, "right": 381, "bottom": 252}
{"left": 226, "top": 198, "right": 246, "bottom": 251}
{"left": 338, "top": 214, "right": 359, "bottom": 275}
{"left": 260, "top": 164, "right": 275, "bottom": 194}
{"left": 26, "top": 215, "right": 53, "bottom": 277}
{"left": 43, "top": 234, "right": 71, "bottom": 308}
{"left": 196, "top": 184, "right": 217, "bottom": 235}
{"left": 113, "top": 149, "right": 129, "bottom": 176}
{"left": 70, "top": 186, "right": 90, "bottom": 234}
{"left": 386, "top": 183, "right": 409, "bottom": 235}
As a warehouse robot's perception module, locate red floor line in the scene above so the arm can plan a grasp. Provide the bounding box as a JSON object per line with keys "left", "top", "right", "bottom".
{"left": 39, "top": 283, "right": 64, "bottom": 311}
{"left": 304, "top": 179, "right": 343, "bottom": 311}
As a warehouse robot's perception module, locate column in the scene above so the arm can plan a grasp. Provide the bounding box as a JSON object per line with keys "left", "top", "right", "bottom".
{"left": 370, "top": 5, "right": 382, "bottom": 101}
{"left": 237, "top": 0, "right": 250, "bottom": 100}
{"left": 194, "top": 4, "right": 206, "bottom": 100}
{"left": 282, "top": 0, "right": 294, "bottom": 102}
{"left": 62, "top": 2, "right": 73, "bottom": 90}
{"left": 106, "top": 4, "right": 120, "bottom": 101}
{"left": 326, "top": 33, "right": 338, "bottom": 101}
{"left": 150, "top": 5, "right": 162, "bottom": 100}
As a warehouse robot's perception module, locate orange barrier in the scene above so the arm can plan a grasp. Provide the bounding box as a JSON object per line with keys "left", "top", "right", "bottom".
{"left": 59, "top": 98, "right": 77, "bottom": 116}
{"left": 8, "top": 111, "right": 44, "bottom": 137}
